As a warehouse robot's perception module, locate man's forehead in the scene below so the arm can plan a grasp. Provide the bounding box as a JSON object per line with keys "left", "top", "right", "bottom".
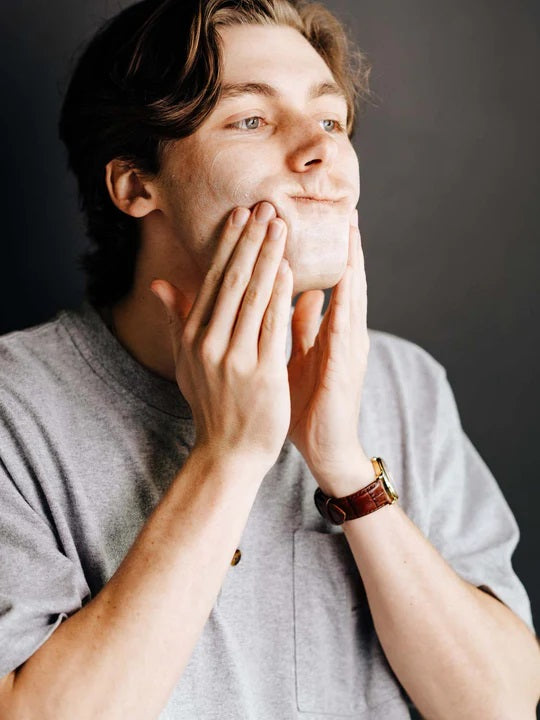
{"left": 217, "top": 23, "right": 340, "bottom": 94}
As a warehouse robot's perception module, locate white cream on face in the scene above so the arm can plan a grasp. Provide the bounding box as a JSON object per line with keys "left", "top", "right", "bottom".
{"left": 284, "top": 205, "right": 350, "bottom": 287}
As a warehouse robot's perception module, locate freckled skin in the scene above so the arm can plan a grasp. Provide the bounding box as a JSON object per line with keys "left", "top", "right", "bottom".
{"left": 147, "top": 24, "right": 360, "bottom": 299}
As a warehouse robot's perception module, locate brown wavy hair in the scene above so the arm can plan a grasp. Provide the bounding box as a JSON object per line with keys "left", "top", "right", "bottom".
{"left": 58, "top": 0, "right": 373, "bottom": 308}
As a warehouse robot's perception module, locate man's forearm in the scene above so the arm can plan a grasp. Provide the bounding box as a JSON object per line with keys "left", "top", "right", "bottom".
{"left": 3, "top": 446, "right": 264, "bottom": 720}
{"left": 340, "top": 498, "right": 540, "bottom": 719}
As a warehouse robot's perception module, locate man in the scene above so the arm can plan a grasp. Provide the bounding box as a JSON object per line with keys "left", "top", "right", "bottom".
{"left": 0, "top": 1, "right": 538, "bottom": 718}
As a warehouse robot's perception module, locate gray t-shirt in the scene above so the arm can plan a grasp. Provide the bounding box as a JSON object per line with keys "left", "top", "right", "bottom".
{"left": 0, "top": 300, "right": 534, "bottom": 719}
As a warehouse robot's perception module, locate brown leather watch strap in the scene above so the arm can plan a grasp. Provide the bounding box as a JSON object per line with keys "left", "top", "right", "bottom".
{"left": 314, "top": 458, "right": 398, "bottom": 525}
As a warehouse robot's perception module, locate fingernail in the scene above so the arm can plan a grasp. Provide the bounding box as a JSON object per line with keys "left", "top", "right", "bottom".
{"left": 233, "top": 207, "right": 250, "bottom": 227}
{"left": 255, "top": 201, "right": 276, "bottom": 223}
{"left": 267, "top": 219, "right": 285, "bottom": 241}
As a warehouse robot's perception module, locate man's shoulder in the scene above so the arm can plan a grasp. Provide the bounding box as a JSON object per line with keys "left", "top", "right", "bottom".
{"left": 0, "top": 310, "right": 69, "bottom": 361}
{"left": 0, "top": 311, "right": 75, "bottom": 404}
{"left": 365, "top": 327, "right": 448, "bottom": 401}
{"left": 367, "top": 327, "right": 446, "bottom": 375}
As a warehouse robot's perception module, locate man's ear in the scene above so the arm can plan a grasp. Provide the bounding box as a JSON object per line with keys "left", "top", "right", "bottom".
{"left": 105, "top": 159, "right": 158, "bottom": 218}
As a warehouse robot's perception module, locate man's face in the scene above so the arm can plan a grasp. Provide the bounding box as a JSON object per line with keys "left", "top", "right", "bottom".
{"left": 154, "top": 23, "right": 360, "bottom": 296}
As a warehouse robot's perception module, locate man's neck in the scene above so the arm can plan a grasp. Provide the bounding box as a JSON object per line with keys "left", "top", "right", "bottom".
{"left": 106, "top": 292, "right": 178, "bottom": 383}
{"left": 100, "top": 220, "right": 206, "bottom": 384}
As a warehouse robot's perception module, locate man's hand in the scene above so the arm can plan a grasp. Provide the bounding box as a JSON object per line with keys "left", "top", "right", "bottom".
{"left": 150, "top": 202, "right": 293, "bottom": 475}
{"left": 286, "top": 209, "right": 372, "bottom": 494}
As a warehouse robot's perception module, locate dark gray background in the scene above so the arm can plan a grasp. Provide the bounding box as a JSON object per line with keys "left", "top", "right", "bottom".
{"left": 1, "top": 0, "right": 538, "bottom": 693}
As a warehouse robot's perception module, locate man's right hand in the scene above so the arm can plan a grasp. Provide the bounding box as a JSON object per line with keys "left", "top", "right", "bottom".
{"left": 2, "top": 208, "right": 290, "bottom": 716}
{"left": 151, "top": 201, "right": 293, "bottom": 474}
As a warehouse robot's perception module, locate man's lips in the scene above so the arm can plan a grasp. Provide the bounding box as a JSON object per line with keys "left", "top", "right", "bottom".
{"left": 289, "top": 195, "right": 346, "bottom": 206}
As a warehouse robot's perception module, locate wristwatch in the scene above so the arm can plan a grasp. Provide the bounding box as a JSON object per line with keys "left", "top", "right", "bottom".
{"left": 314, "top": 457, "right": 399, "bottom": 525}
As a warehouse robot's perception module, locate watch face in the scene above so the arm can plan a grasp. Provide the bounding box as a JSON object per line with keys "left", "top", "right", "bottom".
{"left": 379, "top": 458, "right": 399, "bottom": 502}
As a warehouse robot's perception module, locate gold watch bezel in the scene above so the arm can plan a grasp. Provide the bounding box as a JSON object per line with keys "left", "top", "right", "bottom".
{"left": 372, "top": 457, "right": 399, "bottom": 503}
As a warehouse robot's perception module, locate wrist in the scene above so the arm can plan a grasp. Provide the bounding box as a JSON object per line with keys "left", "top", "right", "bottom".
{"left": 312, "top": 448, "right": 375, "bottom": 498}
{"left": 189, "top": 442, "right": 269, "bottom": 485}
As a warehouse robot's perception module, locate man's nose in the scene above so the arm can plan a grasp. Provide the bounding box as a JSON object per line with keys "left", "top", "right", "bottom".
{"left": 285, "top": 119, "right": 339, "bottom": 172}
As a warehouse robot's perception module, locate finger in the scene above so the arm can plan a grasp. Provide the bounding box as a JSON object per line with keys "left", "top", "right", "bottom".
{"left": 290, "top": 290, "right": 325, "bottom": 357}
{"left": 348, "top": 208, "right": 358, "bottom": 269}
{"left": 348, "top": 213, "right": 367, "bottom": 326}
{"left": 315, "top": 215, "right": 357, "bottom": 345}
{"left": 204, "top": 201, "right": 277, "bottom": 353}
{"left": 230, "top": 217, "right": 287, "bottom": 361}
{"left": 150, "top": 279, "right": 188, "bottom": 361}
{"left": 317, "top": 259, "right": 349, "bottom": 347}
{"left": 258, "top": 258, "right": 293, "bottom": 367}
{"left": 328, "top": 265, "right": 351, "bottom": 340}
{"left": 184, "top": 205, "right": 251, "bottom": 333}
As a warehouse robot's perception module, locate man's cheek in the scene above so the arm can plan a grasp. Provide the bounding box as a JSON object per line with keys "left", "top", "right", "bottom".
{"left": 206, "top": 150, "right": 265, "bottom": 208}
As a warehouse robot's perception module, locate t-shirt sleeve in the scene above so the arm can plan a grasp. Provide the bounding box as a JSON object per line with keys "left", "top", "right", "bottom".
{"left": 426, "top": 368, "right": 536, "bottom": 635}
{"left": 0, "top": 456, "right": 87, "bottom": 678}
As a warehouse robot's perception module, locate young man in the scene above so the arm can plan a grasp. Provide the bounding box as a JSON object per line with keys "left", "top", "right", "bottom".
{"left": 0, "top": 1, "right": 538, "bottom": 718}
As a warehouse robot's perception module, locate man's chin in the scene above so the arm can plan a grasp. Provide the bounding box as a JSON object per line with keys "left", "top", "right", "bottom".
{"left": 292, "top": 269, "right": 345, "bottom": 296}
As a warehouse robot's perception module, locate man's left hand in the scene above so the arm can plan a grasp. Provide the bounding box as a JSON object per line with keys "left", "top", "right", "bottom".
{"left": 286, "top": 209, "right": 373, "bottom": 495}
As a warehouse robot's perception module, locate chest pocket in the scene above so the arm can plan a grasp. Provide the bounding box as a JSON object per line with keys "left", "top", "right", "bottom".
{"left": 293, "top": 529, "right": 404, "bottom": 716}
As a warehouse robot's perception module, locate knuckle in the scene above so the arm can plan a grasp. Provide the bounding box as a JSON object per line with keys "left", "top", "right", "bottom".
{"left": 223, "top": 267, "right": 249, "bottom": 290}
{"left": 275, "top": 275, "right": 290, "bottom": 295}
{"left": 245, "top": 224, "right": 265, "bottom": 242}
{"left": 182, "top": 319, "right": 198, "bottom": 343}
{"left": 262, "top": 309, "right": 281, "bottom": 334}
{"left": 204, "top": 265, "right": 223, "bottom": 289}
{"left": 243, "top": 284, "right": 260, "bottom": 307}
{"left": 223, "top": 349, "right": 250, "bottom": 379}
{"left": 197, "top": 335, "right": 220, "bottom": 365}
{"left": 260, "top": 239, "right": 281, "bottom": 259}
{"left": 260, "top": 248, "right": 281, "bottom": 269}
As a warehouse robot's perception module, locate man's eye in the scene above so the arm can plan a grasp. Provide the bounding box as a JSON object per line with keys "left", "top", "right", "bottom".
{"left": 321, "top": 119, "right": 345, "bottom": 133}
{"left": 228, "top": 116, "right": 266, "bottom": 131}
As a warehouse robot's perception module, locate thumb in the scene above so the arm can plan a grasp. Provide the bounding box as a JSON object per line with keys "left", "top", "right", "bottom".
{"left": 291, "top": 289, "right": 325, "bottom": 357}
{"left": 150, "top": 279, "right": 190, "bottom": 352}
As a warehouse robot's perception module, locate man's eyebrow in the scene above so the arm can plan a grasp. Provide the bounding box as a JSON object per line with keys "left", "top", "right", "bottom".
{"left": 218, "top": 80, "right": 348, "bottom": 104}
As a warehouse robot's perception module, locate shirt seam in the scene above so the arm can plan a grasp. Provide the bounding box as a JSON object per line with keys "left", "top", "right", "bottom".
{"left": 58, "top": 312, "right": 192, "bottom": 422}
